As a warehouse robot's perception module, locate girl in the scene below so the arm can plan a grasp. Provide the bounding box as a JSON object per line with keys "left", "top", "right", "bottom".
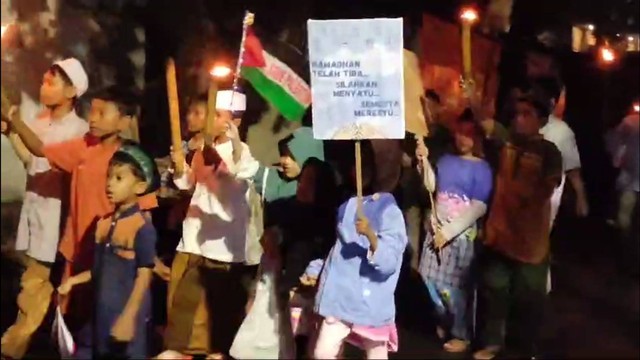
{"left": 312, "top": 140, "right": 408, "bottom": 360}
{"left": 416, "top": 114, "right": 493, "bottom": 353}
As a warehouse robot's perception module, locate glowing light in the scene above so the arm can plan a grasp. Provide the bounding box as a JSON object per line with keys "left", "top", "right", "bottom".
{"left": 1, "top": 25, "right": 8, "bottom": 38}
{"left": 460, "top": 8, "right": 479, "bottom": 24}
{"left": 628, "top": 36, "right": 635, "bottom": 41}
{"left": 600, "top": 46, "right": 616, "bottom": 63}
{"left": 587, "top": 24, "right": 595, "bottom": 31}
{"left": 634, "top": 103, "right": 640, "bottom": 113}
{"left": 210, "top": 65, "right": 232, "bottom": 78}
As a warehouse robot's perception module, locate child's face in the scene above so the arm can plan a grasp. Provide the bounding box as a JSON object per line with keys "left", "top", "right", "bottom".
{"left": 39, "top": 68, "right": 75, "bottom": 107}
{"left": 88, "top": 99, "right": 130, "bottom": 138}
{"left": 186, "top": 102, "right": 206, "bottom": 133}
{"left": 454, "top": 132, "right": 475, "bottom": 155}
{"left": 211, "top": 109, "right": 233, "bottom": 137}
{"left": 513, "top": 101, "right": 542, "bottom": 138}
{"left": 106, "top": 163, "right": 147, "bottom": 205}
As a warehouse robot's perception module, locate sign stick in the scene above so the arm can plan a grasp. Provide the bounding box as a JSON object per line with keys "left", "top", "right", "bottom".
{"left": 355, "top": 140, "right": 364, "bottom": 218}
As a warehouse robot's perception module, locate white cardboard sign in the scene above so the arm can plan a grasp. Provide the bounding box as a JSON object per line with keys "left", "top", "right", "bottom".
{"left": 307, "top": 18, "right": 405, "bottom": 140}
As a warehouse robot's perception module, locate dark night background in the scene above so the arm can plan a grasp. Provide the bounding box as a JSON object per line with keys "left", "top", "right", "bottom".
{"left": 1, "top": 0, "right": 639, "bottom": 358}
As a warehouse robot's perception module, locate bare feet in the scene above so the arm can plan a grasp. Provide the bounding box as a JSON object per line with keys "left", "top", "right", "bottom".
{"left": 443, "top": 338, "right": 470, "bottom": 353}
{"left": 473, "top": 346, "right": 502, "bottom": 360}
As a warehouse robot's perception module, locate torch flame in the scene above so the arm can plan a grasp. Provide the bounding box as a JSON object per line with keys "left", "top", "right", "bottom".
{"left": 633, "top": 103, "right": 639, "bottom": 113}
{"left": 210, "top": 65, "right": 232, "bottom": 78}
{"left": 460, "top": 8, "right": 479, "bottom": 24}
{"left": 600, "top": 47, "right": 616, "bottom": 63}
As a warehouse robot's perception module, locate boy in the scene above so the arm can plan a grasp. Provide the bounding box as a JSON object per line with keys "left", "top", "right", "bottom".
{"left": 58, "top": 145, "right": 160, "bottom": 359}
{"left": 0, "top": 57, "right": 89, "bottom": 359}
{"left": 163, "top": 89, "right": 260, "bottom": 358}
{"left": 1, "top": 85, "right": 158, "bottom": 348}
{"left": 474, "top": 92, "right": 563, "bottom": 360}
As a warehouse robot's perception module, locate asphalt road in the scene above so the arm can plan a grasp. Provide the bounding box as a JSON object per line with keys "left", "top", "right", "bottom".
{"left": 1, "top": 206, "right": 638, "bottom": 359}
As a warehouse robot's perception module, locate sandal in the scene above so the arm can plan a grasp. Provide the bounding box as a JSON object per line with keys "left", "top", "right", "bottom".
{"left": 473, "top": 346, "right": 502, "bottom": 360}
{"left": 443, "top": 338, "right": 470, "bottom": 353}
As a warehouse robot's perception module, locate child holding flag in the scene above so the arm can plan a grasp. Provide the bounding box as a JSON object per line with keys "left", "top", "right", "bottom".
{"left": 163, "top": 89, "right": 260, "bottom": 358}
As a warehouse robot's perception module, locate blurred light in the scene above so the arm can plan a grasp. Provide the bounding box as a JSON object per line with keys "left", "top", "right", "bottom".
{"left": 600, "top": 46, "right": 616, "bottom": 63}
{"left": 460, "top": 8, "right": 479, "bottom": 24}
{"left": 616, "top": 33, "right": 621, "bottom": 37}
{"left": 587, "top": 24, "right": 595, "bottom": 31}
{"left": 634, "top": 103, "right": 640, "bottom": 113}
{"left": 1, "top": 24, "right": 8, "bottom": 38}
{"left": 628, "top": 36, "right": 635, "bottom": 41}
{"left": 210, "top": 65, "right": 232, "bottom": 78}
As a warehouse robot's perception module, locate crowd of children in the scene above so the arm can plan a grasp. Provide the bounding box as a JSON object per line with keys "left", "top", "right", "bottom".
{"left": 1, "top": 56, "right": 577, "bottom": 360}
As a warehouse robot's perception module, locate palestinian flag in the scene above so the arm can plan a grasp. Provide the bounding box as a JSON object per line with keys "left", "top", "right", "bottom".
{"left": 241, "top": 28, "right": 311, "bottom": 121}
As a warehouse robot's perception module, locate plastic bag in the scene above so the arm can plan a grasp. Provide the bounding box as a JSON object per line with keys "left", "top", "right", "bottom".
{"left": 230, "top": 257, "right": 294, "bottom": 359}
{"left": 51, "top": 306, "right": 75, "bottom": 358}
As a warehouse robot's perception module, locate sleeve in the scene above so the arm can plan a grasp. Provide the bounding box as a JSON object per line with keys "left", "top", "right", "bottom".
{"left": 42, "top": 136, "right": 87, "bottom": 173}
{"left": 556, "top": 126, "right": 581, "bottom": 171}
{"left": 172, "top": 161, "right": 194, "bottom": 190}
{"left": 134, "top": 223, "right": 158, "bottom": 269}
{"left": 439, "top": 200, "right": 488, "bottom": 241}
{"left": 304, "top": 258, "right": 325, "bottom": 279}
{"left": 366, "top": 197, "right": 408, "bottom": 277}
{"left": 471, "top": 162, "right": 494, "bottom": 203}
{"left": 227, "top": 142, "right": 260, "bottom": 180}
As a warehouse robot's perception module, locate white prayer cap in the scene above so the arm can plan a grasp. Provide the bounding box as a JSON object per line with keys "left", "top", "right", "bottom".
{"left": 216, "top": 90, "right": 246, "bottom": 112}
{"left": 53, "top": 58, "right": 89, "bottom": 97}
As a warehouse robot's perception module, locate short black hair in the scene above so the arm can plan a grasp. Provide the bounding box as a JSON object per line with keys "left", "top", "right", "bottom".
{"left": 91, "top": 86, "right": 140, "bottom": 117}
{"left": 517, "top": 91, "right": 552, "bottom": 119}
{"left": 188, "top": 93, "right": 209, "bottom": 108}
{"left": 425, "top": 89, "right": 441, "bottom": 104}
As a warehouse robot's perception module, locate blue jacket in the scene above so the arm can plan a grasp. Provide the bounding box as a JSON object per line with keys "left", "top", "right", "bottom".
{"left": 312, "top": 193, "right": 407, "bottom": 327}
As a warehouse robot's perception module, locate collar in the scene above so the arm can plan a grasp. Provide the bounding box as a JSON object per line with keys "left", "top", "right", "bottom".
{"left": 113, "top": 203, "right": 141, "bottom": 220}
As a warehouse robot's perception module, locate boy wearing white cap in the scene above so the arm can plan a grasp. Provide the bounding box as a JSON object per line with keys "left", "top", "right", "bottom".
{"left": 161, "top": 89, "right": 260, "bottom": 358}
{"left": 0, "top": 58, "right": 89, "bottom": 359}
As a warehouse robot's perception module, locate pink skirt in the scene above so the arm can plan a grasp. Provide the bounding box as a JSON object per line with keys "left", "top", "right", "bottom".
{"left": 347, "top": 323, "right": 399, "bottom": 352}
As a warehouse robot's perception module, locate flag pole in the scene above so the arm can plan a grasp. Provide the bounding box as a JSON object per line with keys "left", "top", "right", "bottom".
{"left": 232, "top": 11, "right": 255, "bottom": 92}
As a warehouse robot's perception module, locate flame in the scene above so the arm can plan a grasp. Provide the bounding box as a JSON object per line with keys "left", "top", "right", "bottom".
{"left": 460, "top": 8, "right": 479, "bottom": 23}
{"left": 633, "top": 103, "right": 639, "bottom": 113}
{"left": 210, "top": 65, "right": 232, "bottom": 78}
{"left": 600, "top": 47, "right": 615, "bottom": 63}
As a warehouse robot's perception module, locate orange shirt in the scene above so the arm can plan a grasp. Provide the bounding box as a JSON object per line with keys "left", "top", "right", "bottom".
{"left": 43, "top": 135, "right": 158, "bottom": 269}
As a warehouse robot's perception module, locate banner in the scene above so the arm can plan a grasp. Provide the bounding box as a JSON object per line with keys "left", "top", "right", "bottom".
{"left": 420, "top": 14, "right": 501, "bottom": 126}
{"left": 307, "top": 18, "right": 405, "bottom": 140}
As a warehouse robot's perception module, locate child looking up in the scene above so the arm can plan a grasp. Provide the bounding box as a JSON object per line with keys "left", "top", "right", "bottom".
{"left": 58, "top": 145, "right": 160, "bottom": 359}
{"left": 1, "top": 57, "right": 89, "bottom": 360}
{"left": 312, "top": 140, "right": 408, "bottom": 360}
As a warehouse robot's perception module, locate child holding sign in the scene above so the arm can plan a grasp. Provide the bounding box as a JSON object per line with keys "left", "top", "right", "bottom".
{"left": 311, "top": 141, "right": 407, "bottom": 360}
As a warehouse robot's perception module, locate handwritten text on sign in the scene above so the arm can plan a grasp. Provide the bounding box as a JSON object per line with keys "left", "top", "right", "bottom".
{"left": 307, "top": 18, "right": 405, "bottom": 140}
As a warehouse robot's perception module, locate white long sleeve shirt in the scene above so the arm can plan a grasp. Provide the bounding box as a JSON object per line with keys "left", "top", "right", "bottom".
{"left": 173, "top": 140, "right": 260, "bottom": 263}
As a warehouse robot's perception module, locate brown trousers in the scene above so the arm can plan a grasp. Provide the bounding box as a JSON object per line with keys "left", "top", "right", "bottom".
{"left": 164, "top": 253, "right": 251, "bottom": 356}
{"left": 1, "top": 257, "right": 54, "bottom": 359}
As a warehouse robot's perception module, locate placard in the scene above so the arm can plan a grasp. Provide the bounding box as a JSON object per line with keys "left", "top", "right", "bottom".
{"left": 307, "top": 18, "right": 405, "bottom": 140}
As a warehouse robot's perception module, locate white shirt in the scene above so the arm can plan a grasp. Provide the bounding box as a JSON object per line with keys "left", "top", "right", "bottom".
{"left": 174, "top": 140, "right": 260, "bottom": 263}
{"left": 540, "top": 115, "right": 581, "bottom": 226}
{"left": 15, "top": 109, "right": 89, "bottom": 263}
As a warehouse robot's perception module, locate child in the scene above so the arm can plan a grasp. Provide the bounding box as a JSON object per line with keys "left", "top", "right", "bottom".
{"left": 0, "top": 58, "right": 89, "bottom": 359}
{"left": 311, "top": 140, "right": 408, "bottom": 360}
{"left": 416, "top": 114, "right": 493, "bottom": 353}
{"left": 474, "top": 92, "right": 562, "bottom": 360}
{"left": 58, "top": 145, "right": 160, "bottom": 359}
{"left": 163, "top": 89, "right": 260, "bottom": 358}
{"left": 1, "top": 85, "right": 159, "bottom": 354}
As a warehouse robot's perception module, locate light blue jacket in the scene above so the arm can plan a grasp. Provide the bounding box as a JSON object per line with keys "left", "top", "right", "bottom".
{"left": 310, "top": 193, "right": 407, "bottom": 327}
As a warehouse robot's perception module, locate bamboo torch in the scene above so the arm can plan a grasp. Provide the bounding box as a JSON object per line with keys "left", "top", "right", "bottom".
{"left": 165, "top": 58, "right": 183, "bottom": 174}
{"left": 460, "top": 8, "right": 479, "bottom": 83}
{"left": 1, "top": 24, "right": 13, "bottom": 120}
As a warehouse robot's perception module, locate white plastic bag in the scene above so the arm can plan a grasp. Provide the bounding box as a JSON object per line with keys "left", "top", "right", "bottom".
{"left": 51, "top": 306, "right": 75, "bottom": 358}
{"left": 230, "top": 257, "right": 294, "bottom": 359}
